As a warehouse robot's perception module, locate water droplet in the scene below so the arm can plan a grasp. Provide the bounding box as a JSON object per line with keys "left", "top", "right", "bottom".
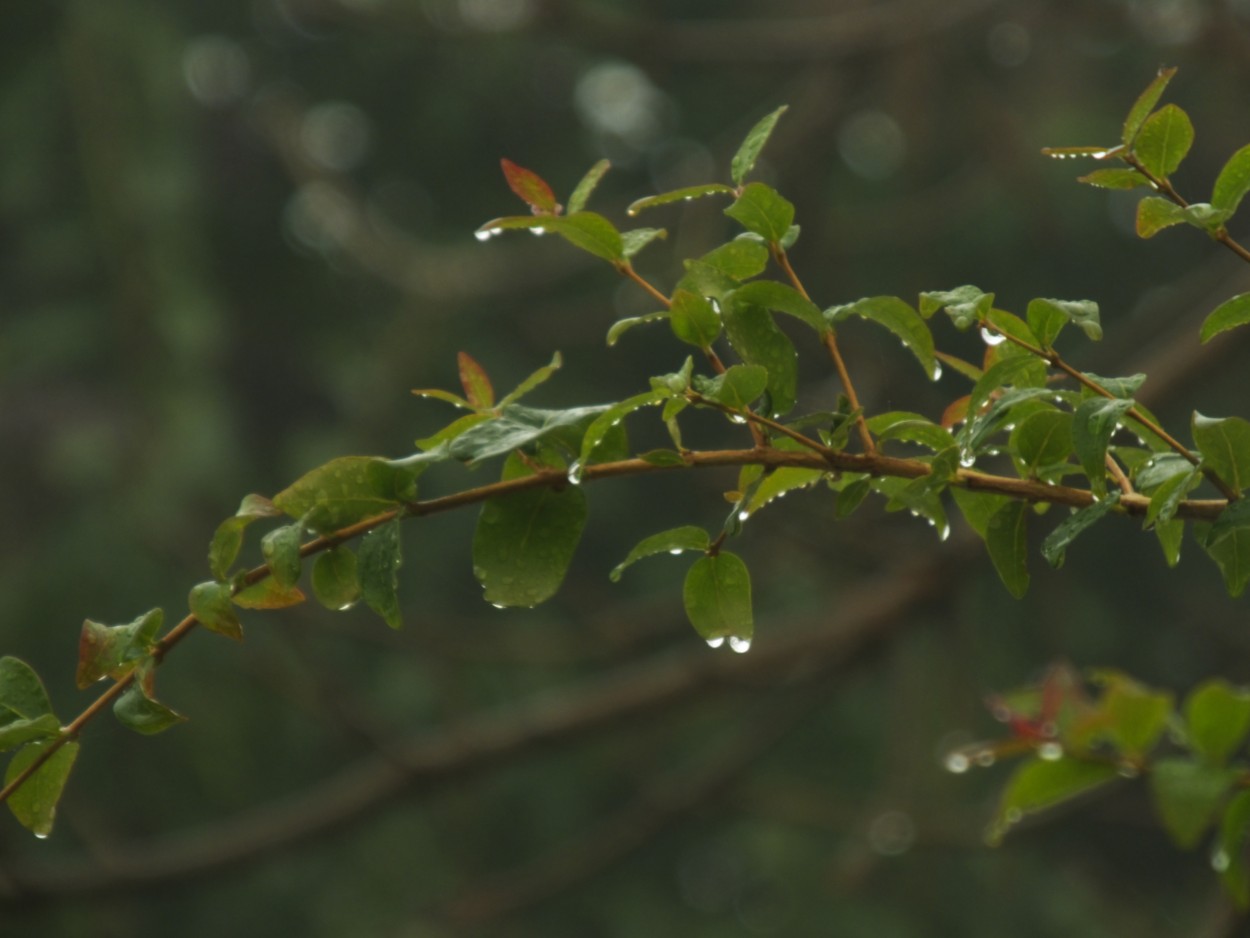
{"left": 567, "top": 460, "right": 584, "bottom": 485}
{"left": 34, "top": 831, "right": 49, "bottom": 841}
{"left": 475, "top": 227, "right": 504, "bottom": 242}
{"left": 705, "top": 636, "right": 726, "bottom": 649}
{"left": 669, "top": 548, "right": 683, "bottom": 555}
{"left": 944, "top": 752, "right": 971, "bottom": 774}
{"left": 709, "top": 298, "right": 721, "bottom": 314}
{"left": 729, "top": 414, "right": 747, "bottom": 425}
{"left": 930, "top": 362, "right": 943, "bottom": 381}
{"left": 959, "top": 451, "right": 976, "bottom": 468}
{"left": 336, "top": 600, "right": 359, "bottom": 612}
{"left": 728, "top": 635, "right": 752, "bottom": 654}
{"left": 1116, "top": 762, "right": 1140, "bottom": 779}
{"left": 490, "top": 602, "right": 507, "bottom": 610}
{"left": 975, "top": 749, "right": 996, "bottom": 767}
{"left": 938, "top": 523, "right": 951, "bottom": 542}
{"left": 1038, "top": 741, "right": 1064, "bottom": 761}
{"left": 980, "top": 326, "right": 1006, "bottom": 347}
{"left": 1213, "top": 849, "right": 1232, "bottom": 872}
{"left": 737, "top": 510, "right": 749, "bottom": 522}
{"left": 529, "top": 226, "right": 547, "bottom": 236}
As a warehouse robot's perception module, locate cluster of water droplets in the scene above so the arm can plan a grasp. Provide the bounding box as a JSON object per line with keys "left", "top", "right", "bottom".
{"left": 475, "top": 226, "right": 505, "bottom": 242}
{"left": 705, "top": 635, "right": 752, "bottom": 654}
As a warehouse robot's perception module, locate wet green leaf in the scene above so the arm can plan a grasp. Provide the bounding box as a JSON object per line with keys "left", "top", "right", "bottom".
{"left": 189, "top": 581, "right": 243, "bottom": 641}
{"left": 0, "top": 714, "right": 61, "bottom": 754}
{"left": 691, "top": 240, "right": 770, "bottom": 282}
{"left": 866, "top": 412, "right": 956, "bottom": 453}
{"left": 1076, "top": 168, "right": 1151, "bottom": 190}
{"left": 987, "top": 756, "right": 1118, "bottom": 845}
{"left": 1155, "top": 517, "right": 1184, "bottom": 567}
{"left": 1145, "top": 464, "right": 1200, "bottom": 526}
{"left": 311, "top": 546, "right": 361, "bottom": 611}
{"left": 669, "top": 288, "right": 721, "bottom": 349}
{"left": 918, "top": 285, "right": 993, "bottom": 329}
{"left": 476, "top": 213, "right": 624, "bottom": 263}
{"left": 731, "top": 105, "right": 788, "bottom": 186}
{"left": 1193, "top": 412, "right": 1250, "bottom": 494}
{"left": 75, "top": 610, "right": 163, "bottom": 688}
{"left": 1185, "top": 679, "right": 1250, "bottom": 765}
{"left": 730, "top": 280, "right": 825, "bottom": 334}
{"left": 745, "top": 465, "right": 826, "bottom": 516}
{"left": 951, "top": 488, "right": 1009, "bottom": 541}
{"left": 694, "top": 364, "right": 768, "bottom": 410}
{"left": 1011, "top": 410, "right": 1072, "bottom": 480}
{"left": 621, "top": 227, "right": 667, "bottom": 259}
{"left": 1199, "top": 520, "right": 1250, "bottom": 598}
{"left": 208, "top": 494, "right": 281, "bottom": 582}
{"left": 1150, "top": 758, "right": 1235, "bottom": 849}
{"left": 986, "top": 501, "right": 1030, "bottom": 598}
{"left": 1200, "top": 293, "right": 1250, "bottom": 344}
{"left": 358, "top": 519, "right": 403, "bottom": 629}
{"left": 232, "top": 579, "right": 306, "bottom": 610}
{"left": 1136, "top": 196, "right": 1186, "bottom": 238}
{"left": 1072, "top": 397, "right": 1135, "bottom": 495}
{"left": 260, "top": 522, "right": 303, "bottom": 590}
{"left": 473, "top": 458, "right": 586, "bottom": 608}
{"left": 1026, "top": 298, "right": 1102, "bottom": 346}
{"left": 1042, "top": 492, "right": 1120, "bottom": 569}
{"left": 579, "top": 390, "right": 669, "bottom": 467}
{"left": 683, "top": 552, "right": 753, "bottom": 644}
{"left": 1122, "top": 66, "right": 1177, "bottom": 145}
{"left": 0, "top": 658, "right": 55, "bottom": 727}
{"left": 449, "top": 404, "right": 612, "bottom": 465}
{"left": 610, "top": 526, "right": 709, "bottom": 582}
{"left": 721, "top": 295, "right": 798, "bottom": 416}
{"left": 1207, "top": 499, "right": 1250, "bottom": 548}
{"left": 114, "top": 684, "right": 186, "bottom": 736}
{"left": 607, "top": 311, "right": 669, "bottom": 347}
{"left": 567, "top": 158, "right": 610, "bottom": 214}
{"left": 497, "top": 352, "right": 563, "bottom": 408}
{"left": 1133, "top": 104, "right": 1193, "bottom": 177}
{"left": 828, "top": 296, "right": 937, "bottom": 378}
{"left": 724, "top": 183, "right": 795, "bottom": 243}
{"left": 626, "top": 183, "right": 735, "bottom": 216}
{"left": 5, "top": 740, "right": 79, "bottom": 837}
{"left": 1212, "top": 143, "right": 1250, "bottom": 216}
{"left": 273, "top": 457, "right": 416, "bottom": 534}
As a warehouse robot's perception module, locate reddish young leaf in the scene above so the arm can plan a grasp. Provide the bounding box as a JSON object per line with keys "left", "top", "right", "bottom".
{"left": 500, "top": 159, "right": 560, "bottom": 215}
{"left": 457, "top": 352, "right": 495, "bottom": 409}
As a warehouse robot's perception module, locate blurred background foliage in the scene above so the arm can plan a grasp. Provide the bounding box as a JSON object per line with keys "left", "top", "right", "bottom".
{"left": 5, "top": 0, "right": 1250, "bottom": 934}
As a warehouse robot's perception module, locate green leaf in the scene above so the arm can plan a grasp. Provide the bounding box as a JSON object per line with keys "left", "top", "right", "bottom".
{"left": 473, "top": 458, "right": 587, "bottom": 608}
{"left": 1145, "top": 464, "right": 1201, "bottom": 526}
{"left": 866, "top": 412, "right": 957, "bottom": 453}
{"left": 5, "top": 740, "right": 79, "bottom": 837}
{"left": 232, "top": 578, "right": 306, "bottom": 610}
{"left": 669, "top": 288, "right": 722, "bottom": 349}
{"left": 987, "top": 756, "right": 1118, "bottom": 845}
{"left": 832, "top": 475, "right": 871, "bottom": 519}
{"left": 986, "top": 501, "right": 1030, "bottom": 598}
{"left": 723, "top": 182, "right": 795, "bottom": 243}
{"left": 0, "top": 659, "right": 55, "bottom": 733}
{"left": 1026, "top": 298, "right": 1102, "bottom": 346}
{"left": 730, "top": 280, "right": 825, "bottom": 334}
{"left": 449, "top": 404, "right": 612, "bottom": 465}
{"left": 721, "top": 295, "right": 799, "bottom": 416}
{"left": 273, "top": 457, "right": 416, "bottom": 534}
{"left": 476, "top": 213, "right": 625, "bottom": 263}
{"left": 610, "top": 526, "right": 710, "bottom": 582}
{"left": 188, "top": 581, "right": 243, "bottom": 641}
{"left": 683, "top": 552, "right": 753, "bottom": 646}
{"left": 1212, "top": 143, "right": 1250, "bottom": 216}
{"left": 1098, "top": 673, "right": 1173, "bottom": 758}
{"left": 1216, "top": 789, "right": 1250, "bottom": 907}
{"left": 497, "top": 351, "right": 563, "bottom": 408}
{"left": 621, "top": 227, "right": 667, "bottom": 259}
{"left": 208, "top": 494, "right": 280, "bottom": 582}
{"left": 579, "top": 390, "right": 669, "bottom": 467}
{"left": 1207, "top": 498, "right": 1250, "bottom": 548}
{"left": 0, "top": 714, "right": 61, "bottom": 753}
{"left": 694, "top": 364, "right": 768, "bottom": 410}
{"left": 260, "top": 522, "right": 304, "bottom": 590}
{"left": 74, "top": 609, "right": 163, "bottom": 688}
{"left": 358, "top": 519, "right": 403, "bottom": 629}
{"left": 567, "top": 158, "right": 610, "bottom": 214}
{"left": 607, "top": 311, "right": 669, "bottom": 347}
{"left": 745, "top": 465, "right": 826, "bottom": 516}
{"left": 827, "top": 296, "right": 938, "bottom": 379}
{"left": 311, "top": 546, "right": 361, "bottom": 611}
{"left": 1200, "top": 293, "right": 1250, "bottom": 344}
{"left": 1011, "top": 410, "right": 1073, "bottom": 480}
{"left": 1200, "top": 521, "right": 1250, "bottom": 598}
{"left": 414, "top": 415, "right": 490, "bottom": 452}
{"left": 1150, "top": 758, "right": 1236, "bottom": 850}
{"left": 951, "top": 488, "right": 1009, "bottom": 541}
{"left": 918, "top": 285, "right": 994, "bottom": 329}
{"left": 1136, "top": 196, "right": 1186, "bottom": 238}
{"left": 731, "top": 105, "right": 788, "bottom": 186}
{"left": 1041, "top": 493, "right": 1120, "bottom": 569}
{"left": 626, "top": 183, "right": 735, "bottom": 216}
{"left": 1155, "top": 517, "right": 1184, "bottom": 567}
{"left": 114, "top": 683, "right": 186, "bottom": 735}
{"left": 1133, "top": 103, "right": 1193, "bottom": 177}
{"left": 1072, "top": 397, "right": 1135, "bottom": 495}
{"left": 1193, "top": 412, "right": 1250, "bottom": 494}
{"left": 1122, "top": 66, "right": 1177, "bottom": 146}
{"left": 1076, "top": 168, "right": 1151, "bottom": 190}
{"left": 690, "top": 240, "right": 770, "bottom": 282}
{"left": 1185, "top": 679, "right": 1250, "bottom": 765}
{"left": 1181, "top": 202, "right": 1234, "bottom": 234}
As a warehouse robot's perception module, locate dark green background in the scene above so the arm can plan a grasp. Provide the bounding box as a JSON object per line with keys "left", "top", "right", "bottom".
{"left": 4, "top": 1, "right": 1250, "bottom": 934}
